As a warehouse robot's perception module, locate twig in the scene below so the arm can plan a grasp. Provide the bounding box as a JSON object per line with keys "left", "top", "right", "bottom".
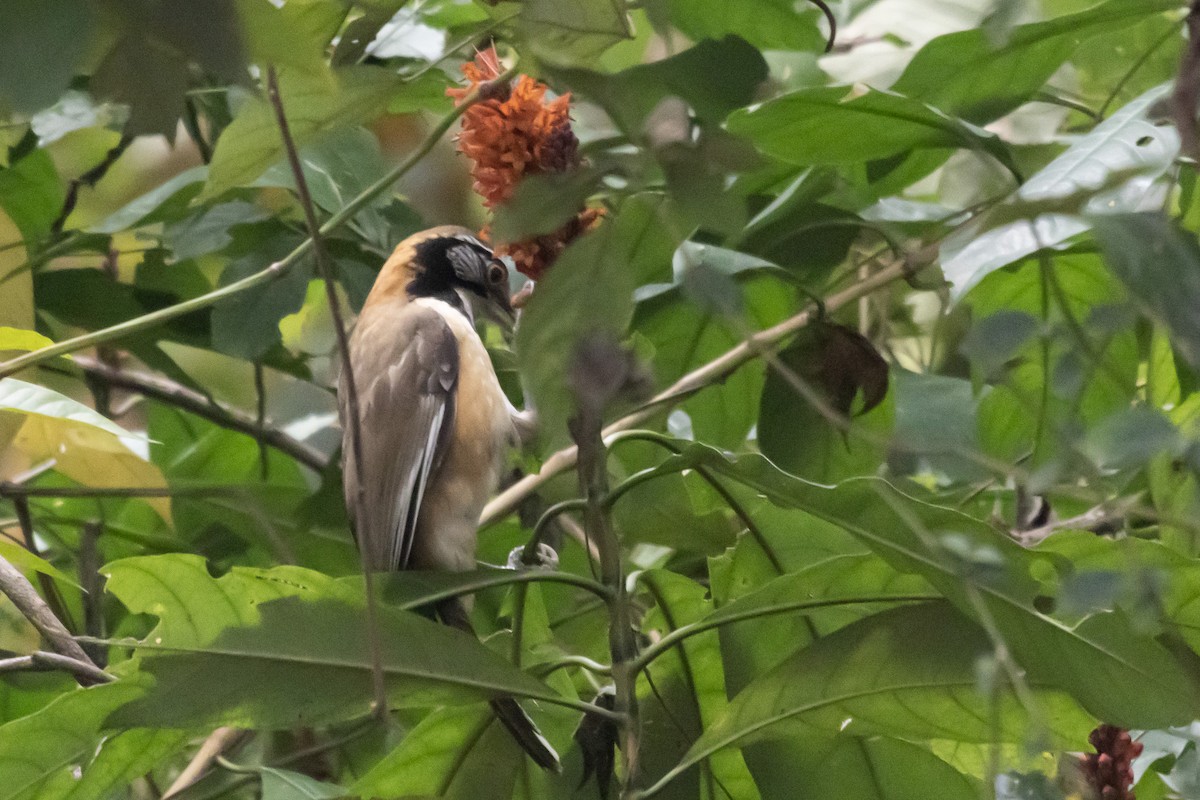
{"left": 59, "top": 355, "right": 326, "bottom": 473}
{"left": 1173, "top": 0, "right": 1200, "bottom": 161}
{"left": 163, "top": 727, "right": 248, "bottom": 799}
{"left": 50, "top": 135, "right": 133, "bottom": 236}
{"left": 0, "top": 72, "right": 510, "bottom": 379}
{"left": 0, "top": 650, "right": 114, "bottom": 683}
{"left": 0, "top": 552, "right": 103, "bottom": 684}
{"left": 266, "top": 65, "right": 386, "bottom": 718}
{"left": 481, "top": 255, "right": 919, "bottom": 528}
{"left": 1015, "top": 497, "right": 1139, "bottom": 547}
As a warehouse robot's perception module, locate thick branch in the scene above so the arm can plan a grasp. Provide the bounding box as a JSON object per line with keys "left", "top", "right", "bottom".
{"left": 481, "top": 256, "right": 916, "bottom": 528}
{"left": 0, "top": 553, "right": 104, "bottom": 685}
{"left": 63, "top": 355, "right": 326, "bottom": 472}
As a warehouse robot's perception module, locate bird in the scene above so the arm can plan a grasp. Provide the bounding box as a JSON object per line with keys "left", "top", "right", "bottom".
{"left": 339, "top": 225, "right": 560, "bottom": 771}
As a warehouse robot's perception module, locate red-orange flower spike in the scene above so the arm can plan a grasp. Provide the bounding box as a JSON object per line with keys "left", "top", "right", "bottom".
{"left": 447, "top": 47, "right": 600, "bottom": 280}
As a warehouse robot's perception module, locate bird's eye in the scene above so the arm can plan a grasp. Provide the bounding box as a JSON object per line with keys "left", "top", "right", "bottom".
{"left": 487, "top": 262, "right": 507, "bottom": 284}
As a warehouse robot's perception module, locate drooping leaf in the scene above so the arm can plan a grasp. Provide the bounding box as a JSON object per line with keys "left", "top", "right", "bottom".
{"left": 1091, "top": 212, "right": 1200, "bottom": 372}
{"left": 665, "top": 0, "right": 827, "bottom": 52}
{"left": 259, "top": 768, "right": 346, "bottom": 800}
{"left": 757, "top": 322, "right": 891, "bottom": 481}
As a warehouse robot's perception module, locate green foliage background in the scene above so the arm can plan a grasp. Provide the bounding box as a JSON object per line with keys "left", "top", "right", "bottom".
{"left": 1, "top": 0, "right": 1200, "bottom": 798}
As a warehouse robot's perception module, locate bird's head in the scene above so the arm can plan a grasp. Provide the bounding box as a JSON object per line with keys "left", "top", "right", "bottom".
{"left": 363, "top": 226, "right": 513, "bottom": 322}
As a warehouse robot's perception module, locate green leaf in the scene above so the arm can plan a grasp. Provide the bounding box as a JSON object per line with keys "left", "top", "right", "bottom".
{"left": 0, "top": 327, "right": 54, "bottom": 354}
{"left": 89, "top": 166, "right": 208, "bottom": 234}
{"left": 0, "top": 539, "right": 82, "bottom": 590}
{"left": 260, "top": 768, "right": 346, "bottom": 800}
{"left": 199, "top": 66, "right": 400, "bottom": 202}
{"left": 0, "top": 141, "right": 64, "bottom": 243}
{"left": 665, "top": 0, "right": 827, "bottom": 52}
{"left": 236, "top": 0, "right": 344, "bottom": 76}
{"left": 210, "top": 229, "right": 314, "bottom": 361}
{"left": 62, "top": 729, "right": 190, "bottom": 800}
{"left": 892, "top": 0, "right": 1180, "bottom": 123}
{"left": 516, "top": 194, "right": 680, "bottom": 446}
{"left": 0, "top": 379, "right": 168, "bottom": 517}
{"left": 517, "top": 0, "right": 632, "bottom": 65}
{"left": 747, "top": 735, "right": 980, "bottom": 800}
{"left": 491, "top": 170, "right": 602, "bottom": 242}
{"left": 654, "top": 442, "right": 1200, "bottom": 729}
{"left": 702, "top": 553, "right": 936, "bottom": 638}
{"left": 108, "top": 596, "right": 563, "bottom": 729}
{"left": 726, "top": 86, "right": 1015, "bottom": 172}
{"left": 683, "top": 603, "right": 1089, "bottom": 773}
{"left": 641, "top": 570, "right": 761, "bottom": 800}
{"left": 552, "top": 36, "right": 768, "bottom": 136}
{"left": 0, "top": 680, "right": 149, "bottom": 800}
{"left": 0, "top": 0, "right": 94, "bottom": 114}
{"left": 351, "top": 706, "right": 502, "bottom": 796}
{"left": 944, "top": 84, "right": 1177, "bottom": 299}
{"left": 1091, "top": 212, "right": 1200, "bottom": 371}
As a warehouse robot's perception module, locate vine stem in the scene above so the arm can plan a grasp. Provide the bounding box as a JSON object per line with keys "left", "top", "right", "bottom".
{"left": 0, "top": 69, "right": 515, "bottom": 380}
{"left": 481, "top": 253, "right": 922, "bottom": 529}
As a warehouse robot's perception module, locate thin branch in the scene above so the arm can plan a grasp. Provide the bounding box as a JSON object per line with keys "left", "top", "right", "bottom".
{"left": 163, "top": 727, "right": 248, "bottom": 799}
{"left": 1016, "top": 497, "right": 1140, "bottom": 546}
{"left": 1173, "top": 0, "right": 1200, "bottom": 161}
{"left": 266, "top": 63, "right": 388, "bottom": 719}
{"left": 0, "top": 71, "right": 511, "bottom": 379}
{"left": 0, "top": 552, "right": 103, "bottom": 684}
{"left": 481, "top": 254, "right": 922, "bottom": 529}
{"left": 59, "top": 355, "right": 326, "bottom": 473}
{"left": 0, "top": 650, "right": 114, "bottom": 683}
{"left": 50, "top": 135, "right": 133, "bottom": 236}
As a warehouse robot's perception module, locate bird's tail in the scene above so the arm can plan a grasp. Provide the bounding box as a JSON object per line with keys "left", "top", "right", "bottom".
{"left": 436, "top": 599, "right": 562, "bottom": 772}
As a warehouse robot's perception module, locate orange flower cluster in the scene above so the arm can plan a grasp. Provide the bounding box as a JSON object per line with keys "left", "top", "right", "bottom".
{"left": 447, "top": 47, "right": 601, "bottom": 280}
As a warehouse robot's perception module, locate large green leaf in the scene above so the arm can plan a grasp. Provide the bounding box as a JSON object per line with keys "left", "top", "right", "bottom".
{"left": 199, "top": 66, "right": 400, "bottom": 202}
{"left": 0, "top": 680, "right": 149, "bottom": 800}
{"left": 671, "top": 603, "right": 1090, "bottom": 781}
{"left": 726, "top": 86, "right": 1015, "bottom": 172}
{"left": 892, "top": 0, "right": 1180, "bottom": 123}
{"left": 651, "top": 442, "right": 1200, "bottom": 730}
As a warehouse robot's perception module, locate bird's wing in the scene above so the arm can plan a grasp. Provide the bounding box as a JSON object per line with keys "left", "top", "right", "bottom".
{"left": 340, "top": 306, "right": 458, "bottom": 571}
